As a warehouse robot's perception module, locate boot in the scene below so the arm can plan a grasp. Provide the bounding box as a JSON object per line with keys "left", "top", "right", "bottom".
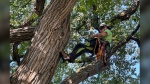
{"left": 61, "top": 51, "right": 71, "bottom": 62}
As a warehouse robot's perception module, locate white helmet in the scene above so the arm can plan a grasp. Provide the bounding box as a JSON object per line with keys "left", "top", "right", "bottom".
{"left": 100, "top": 22, "right": 107, "bottom": 27}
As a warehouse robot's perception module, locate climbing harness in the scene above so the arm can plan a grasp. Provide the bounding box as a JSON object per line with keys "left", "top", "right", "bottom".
{"left": 93, "top": 37, "right": 108, "bottom": 84}
{"left": 93, "top": 38, "right": 102, "bottom": 60}
{"left": 94, "top": 37, "right": 108, "bottom": 62}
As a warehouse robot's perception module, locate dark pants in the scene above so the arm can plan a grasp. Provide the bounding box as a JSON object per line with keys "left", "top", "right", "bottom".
{"left": 69, "top": 38, "right": 109, "bottom": 62}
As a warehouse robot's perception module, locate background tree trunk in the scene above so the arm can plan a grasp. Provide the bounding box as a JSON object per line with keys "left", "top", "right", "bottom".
{"left": 10, "top": 0, "right": 76, "bottom": 83}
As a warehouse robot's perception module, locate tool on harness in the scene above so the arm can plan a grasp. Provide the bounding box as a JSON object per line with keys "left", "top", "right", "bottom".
{"left": 93, "top": 38, "right": 102, "bottom": 84}
{"left": 93, "top": 37, "right": 108, "bottom": 63}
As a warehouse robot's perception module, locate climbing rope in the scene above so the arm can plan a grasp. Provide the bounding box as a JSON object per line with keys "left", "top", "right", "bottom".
{"left": 58, "top": 58, "right": 63, "bottom": 84}
{"left": 96, "top": 61, "right": 101, "bottom": 84}
{"left": 93, "top": 38, "right": 102, "bottom": 84}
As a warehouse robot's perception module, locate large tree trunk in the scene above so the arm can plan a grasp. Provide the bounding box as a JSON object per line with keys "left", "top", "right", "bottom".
{"left": 10, "top": 0, "right": 76, "bottom": 84}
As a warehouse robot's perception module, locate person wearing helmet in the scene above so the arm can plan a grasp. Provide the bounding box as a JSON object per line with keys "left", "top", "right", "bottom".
{"left": 90, "top": 23, "right": 112, "bottom": 43}
{"left": 61, "top": 23, "right": 112, "bottom": 63}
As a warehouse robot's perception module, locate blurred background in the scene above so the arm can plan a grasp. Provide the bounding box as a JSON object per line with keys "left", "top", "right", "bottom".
{"left": 141, "top": 0, "right": 150, "bottom": 84}
{"left": 0, "top": 0, "right": 9, "bottom": 84}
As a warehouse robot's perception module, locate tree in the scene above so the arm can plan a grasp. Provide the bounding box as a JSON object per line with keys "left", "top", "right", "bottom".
{"left": 10, "top": 0, "right": 76, "bottom": 83}
{"left": 10, "top": 0, "right": 140, "bottom": 84}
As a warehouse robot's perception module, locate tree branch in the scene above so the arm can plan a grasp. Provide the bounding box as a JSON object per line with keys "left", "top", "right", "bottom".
{"left": 111, "top": 23, "right": 140, "bottom": 54}
{"left": 61, "top": 61, "right": 110, "bottom": 84}
{"left": 92, "top": 5, "right": 99, "bottom": 30}
{"left": 131, "top": 24, "right": 140, "bottom": 36}
{"left": 10, "top": 27, "right": 35, "bottom": 43}
{"left": 34, "top": 0, "right": 46, "bottom": 16}
{"left": 10, "top": 55, "right": 24, "bottom": 63}
{"left": 111, "top": 1, "right": 139, "bottom": 23}
{"left": 130, "top": 36, "right": 140, "bottom": 47}
{"left": 12, "top": 42, "right": 21, "bottom": 65}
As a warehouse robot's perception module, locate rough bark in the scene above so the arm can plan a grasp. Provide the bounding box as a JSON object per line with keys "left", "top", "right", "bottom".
{"left": 61, "top": 24, "right": 140, "bottom": 84}
{"left": 10, "top": 0, "right": 76, "bottom": 84}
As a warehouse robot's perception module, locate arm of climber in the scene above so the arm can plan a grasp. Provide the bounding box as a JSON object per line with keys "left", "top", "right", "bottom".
{"left": 90, "top": 32, "right": 107, "bottom": 38}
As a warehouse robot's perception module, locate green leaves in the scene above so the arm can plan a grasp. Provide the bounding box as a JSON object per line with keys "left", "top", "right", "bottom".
{"left": 10, "top": 0, "right": 32, "bottom": 27}
{"left": 18, "top": 41, "right": 30, "bottom": 55}
{"left": 29, "top": 13, "right": 38, "bottom": 21}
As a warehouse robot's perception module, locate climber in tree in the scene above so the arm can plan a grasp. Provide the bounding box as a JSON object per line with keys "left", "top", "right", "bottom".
{"left": 61, "top": 23, "right": 112, "bottom": 62}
